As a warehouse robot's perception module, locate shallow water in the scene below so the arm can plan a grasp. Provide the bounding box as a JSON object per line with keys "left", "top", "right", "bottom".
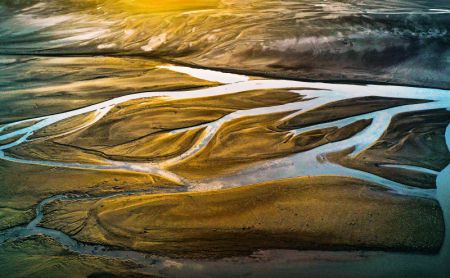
{"left": 1, "top": 1, "right": 450, "bottom": 277}
{"left": 0, "top": 64, "right": 449, "bottom": 277}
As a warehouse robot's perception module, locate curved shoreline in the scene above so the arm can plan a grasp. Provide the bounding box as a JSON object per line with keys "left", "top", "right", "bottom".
{"left": 0, "top": 52, "right": 449, "bottom": 90}
{"left": 0, "top": 63, "right": 449, "bottom": 277}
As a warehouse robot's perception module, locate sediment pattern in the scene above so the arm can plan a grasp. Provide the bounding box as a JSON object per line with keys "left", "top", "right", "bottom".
{"left": 0, "top": 62, "right": 448, "bottom": 255}
{"left": 0, "top": 58, "right": 449, "bottom": 277}
{"left": 1, "top": 0, "right": 449, "bottom": 88}
{"left": 42, "top": 176, "right": 444, "bottom": 259}
{"left": 1, "top": 1, "right": 449, "bottom": 277}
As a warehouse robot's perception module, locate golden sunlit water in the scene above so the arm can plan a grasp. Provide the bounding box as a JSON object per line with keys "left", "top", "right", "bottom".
{"left": 0, "top": 1, "right": 449, "bottom": 277}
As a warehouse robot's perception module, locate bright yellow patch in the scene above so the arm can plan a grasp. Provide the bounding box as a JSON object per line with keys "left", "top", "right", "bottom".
{"left": 105, "top": 0, "right": 220, "bottom": 13}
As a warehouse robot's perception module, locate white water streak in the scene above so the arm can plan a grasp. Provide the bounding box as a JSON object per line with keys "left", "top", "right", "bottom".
{"left": 0, "top": 65, "right": 449, "bottom": 199}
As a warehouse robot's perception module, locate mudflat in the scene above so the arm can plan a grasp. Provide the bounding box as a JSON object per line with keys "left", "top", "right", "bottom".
{"left": 1, "top": 0, "right": 449, "bottom": 276}
{"left": 0, "top": 235, "right": 157, "bottom": 278}
{"left": 0, "top": 159, "right": 181, "bottom": 229}
{"left": 42, "top": 176, "right": 444, "bottom": 259}
{"left": 1, "top": 59, "right": 448, "bottom": 276}
{"left": 328, "top": 109, "right": 450, "bottom": 189}
{"left": 0, "top": 57, "right": 218, "bottom": 125}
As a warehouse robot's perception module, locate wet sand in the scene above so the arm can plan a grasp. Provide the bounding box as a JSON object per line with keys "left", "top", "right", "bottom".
{"left": 0, "top": 0, "right": 449, "bottom": 275}
{"left": 328, "top": 109, "right": 450, "bottom": 189}
{"left": 0, "top": 159, "right": 181, "bottom": 215}
{"left": 41, "top": 176, "right": 444, "bottom": 259}
{"left": 0, "top": 208, "right": 34, "bottom": 231}
{"left": 7, "top": 89, "right": 304, "bottom": 163}
{"left": 0, "top": 62, "right": 449, "bottom": 277}
{"left": 277, "top": 96, "right": 429, "bottom": 130}
{"left": 0, "top": 235, "right": 157, "bottom": 278}
{"left": 168, "top": 114, "right": 372, "bottom": 179}
{"left": 0, "top": 57, "right": 218, "bottom": 125}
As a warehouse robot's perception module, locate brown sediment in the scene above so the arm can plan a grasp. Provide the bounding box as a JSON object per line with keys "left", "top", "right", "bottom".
{"left": 83, "top": 127, "right": 208, "bottom": 162}
{"left": 0, "top": 57, "right": 219, "bottom": 125}
{"left": 0, "top": 120, "right": 41, "bottom": 136}
{"left": 56, "top": 88, "right": 304, "bottom": 147}
{"left": 0, "top": 235, "right": 158, "bottom": 278}
{"left": 327, "top": 109, "right": 450, "bottom": 189}
{"left": 41, "top": 176, "right": 444, "bottom": 259}
{"left": 168, "top": 115, "right": 372, "bottom": 179}
{"left": 0, "top": 134, "right": 23, "bottom": 146}
{"left": 30, "top": 111, "right": 99, "bottom": 139}
{"left": 11, "top": 89, "right": 305, "bottom": 163}
{"left": 0, "top": 207, "right": 34, "bottom": 230}
{"left": 277, "top": 96, "right": 429, "bottom": 130}
{"left": 5, "top": 112, "right": 102, "bottom": 167}
{"left": 0, "top": 159, "right": 182, "bottom": 210}
{"left": 7, "top": 140, "right": 110, "bottom": 165}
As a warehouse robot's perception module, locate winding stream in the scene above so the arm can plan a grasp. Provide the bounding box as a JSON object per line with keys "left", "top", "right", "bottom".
{"left": 0, "top": 65, "right": 449, "bottom": 277}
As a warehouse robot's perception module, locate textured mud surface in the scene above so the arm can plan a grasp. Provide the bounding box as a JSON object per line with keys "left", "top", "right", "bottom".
{"left": 1, "top": 1, "right": 449, "bottom": 277}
